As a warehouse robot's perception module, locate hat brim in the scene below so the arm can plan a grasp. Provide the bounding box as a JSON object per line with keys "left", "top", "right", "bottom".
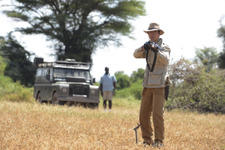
{"left": 144, "top": 29, "right": 164, "bottom": 35}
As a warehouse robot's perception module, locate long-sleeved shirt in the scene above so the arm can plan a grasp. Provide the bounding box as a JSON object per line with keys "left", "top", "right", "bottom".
{"left": 133, "top": 38, "right": 171, "bottom": 88}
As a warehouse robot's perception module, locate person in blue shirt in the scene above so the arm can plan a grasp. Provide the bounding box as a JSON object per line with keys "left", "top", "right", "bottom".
{"left": 100, "top": 67, "right": 117, "bottom": 110}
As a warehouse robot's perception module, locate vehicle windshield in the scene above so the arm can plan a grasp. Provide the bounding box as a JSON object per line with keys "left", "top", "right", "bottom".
{"left": 53, "top": 68, "right": 90, "bottom": 80}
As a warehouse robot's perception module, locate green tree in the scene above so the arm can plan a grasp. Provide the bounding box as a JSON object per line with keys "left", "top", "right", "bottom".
{"left": 217, "top": 51, "right": 225, "bottom": 69}
{"left": 217, "top": 18, "right": 225, "bottom": 69}
{"left": 3, "top": 0, "right": 145, "bottom": 62}
{"left": 194, "top": 47, "right": 218, "bottom": 72}
{"left": 115, "top": 71, "right": 130, "bottom": 90}
{"left": 0, "top": 34, "right": 36, "bottom": 87}
{"left": 130, "top": 68, "right": 144, "bottom": 82}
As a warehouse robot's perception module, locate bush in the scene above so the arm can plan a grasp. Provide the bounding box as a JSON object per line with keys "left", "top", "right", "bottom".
{"left": 166, "top": 69, "right": 225, "bottom": 113}
{"left": 116, "top": 79, "right": 143, "bottom": 100}
{"left": 0, "top": 75, "right": 34, "bottom": 103}
{"left": 115, "top": 71, "right": 131, "bottom": 90}
{"left": 0, "top": 56, "right": 6, "bottom": 75}
{"left": 0, "top": 58, "right": 34, "bottom": 103}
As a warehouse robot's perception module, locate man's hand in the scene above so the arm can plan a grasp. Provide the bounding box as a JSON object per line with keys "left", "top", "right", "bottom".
{"left": 143, "top": 41, "right": 151, "bottom": 50}
{"left": 151, "top": 44, "right": 158, "bottom": 53}
{"left": 143, "top": 41, "right": 158, "bottom": 52}
{"left": 113, "top": 90, "right": 116, "bottom": 96}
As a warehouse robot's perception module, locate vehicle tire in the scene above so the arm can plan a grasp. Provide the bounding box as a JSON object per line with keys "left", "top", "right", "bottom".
{"left": 51, "top": 92, "right": 59, "bottom": 105}
{"left": 51, "top": 92, "right": 65, "bottom": 105}
{"left": 90, "top": 103, "right": 99, "bottom": 109}
{"left": 95, "top": 103, "right": 99, "bottom": 109}
{"left": 36, "top": 92, "right": 42, "bottom": 104}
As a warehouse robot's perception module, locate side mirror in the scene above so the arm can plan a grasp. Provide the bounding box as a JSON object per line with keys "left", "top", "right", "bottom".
{"left": 92, "top": 78, "right": 96, "bottom": 83}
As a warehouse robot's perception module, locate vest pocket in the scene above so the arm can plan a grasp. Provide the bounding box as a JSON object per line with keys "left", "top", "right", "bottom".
{"left": 147, "top": 73, "right": 163, "bottom": 86}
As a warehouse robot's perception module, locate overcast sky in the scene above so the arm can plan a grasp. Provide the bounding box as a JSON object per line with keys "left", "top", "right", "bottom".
{"left": 1, "top": 0, "right": 225, "bottom": 81}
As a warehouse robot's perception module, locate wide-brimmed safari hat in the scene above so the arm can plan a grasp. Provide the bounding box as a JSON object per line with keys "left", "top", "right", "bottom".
{"left": 144, "top": 23, "right": 164, "bottom": 35}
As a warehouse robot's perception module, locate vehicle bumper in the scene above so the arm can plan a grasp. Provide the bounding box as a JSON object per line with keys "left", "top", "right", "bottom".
{"left": 58, "top": 95, "right": 99, "bottom": 104}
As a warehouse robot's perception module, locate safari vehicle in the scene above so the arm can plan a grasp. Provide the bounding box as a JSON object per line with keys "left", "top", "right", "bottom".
{"left": 33, "top": 58, "right": 99, "bottom": 107}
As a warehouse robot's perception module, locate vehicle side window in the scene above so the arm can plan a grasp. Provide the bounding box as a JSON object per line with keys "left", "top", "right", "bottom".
{"left": 36, "top": 69, "right": 42, "bottom": 77}
{"left": 35, "top": 68, "right": 44, "bottom": 82}
{"left": 42, "top": 68, "right": 48, "bottom": 77}
{"left": 49, "top": 68, "right": 53, "bottom": 81}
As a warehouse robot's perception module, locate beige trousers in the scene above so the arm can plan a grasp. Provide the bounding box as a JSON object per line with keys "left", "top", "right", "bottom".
{"left": 139, "top": 87, "right": 165, "bottom": 142}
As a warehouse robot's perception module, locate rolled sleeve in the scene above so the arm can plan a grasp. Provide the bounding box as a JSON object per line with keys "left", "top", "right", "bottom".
{"left": 133, "top": 47, "right": 146, "bottom": 58}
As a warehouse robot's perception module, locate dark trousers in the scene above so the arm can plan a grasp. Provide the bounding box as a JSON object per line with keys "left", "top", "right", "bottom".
{"left": 103, "top": 100, "right": 112, "bottom": 109}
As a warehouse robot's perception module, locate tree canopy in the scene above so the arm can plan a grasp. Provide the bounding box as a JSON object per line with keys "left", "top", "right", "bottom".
{"left": 0, "top": 33, "right": 36, "bottom": 87}
{"left": 115, "top": 71, "right": 130, "bottom": 90}
{"left": 194, "top": 47, "right": 218, "bottom": 72}
{"left": 130, "top": 68, "right": 144, "bottom": 82}
{"left": 4, "top": 0, "right": 146, "bottom": 62}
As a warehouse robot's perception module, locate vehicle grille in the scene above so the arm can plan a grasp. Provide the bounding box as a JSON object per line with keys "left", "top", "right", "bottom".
{"left": 69, "top": 85, "right": 89, "bottom": 97}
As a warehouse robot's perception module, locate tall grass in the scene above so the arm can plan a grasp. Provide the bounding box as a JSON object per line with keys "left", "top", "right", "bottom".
{"left": 0, "top": 75, "right": 34, "bottom": 103}
{"left": 0, "top": 101, "right": 224, "bottom": 150}
{"left": 0, "top": 56, "right": 34, "bottom": 103}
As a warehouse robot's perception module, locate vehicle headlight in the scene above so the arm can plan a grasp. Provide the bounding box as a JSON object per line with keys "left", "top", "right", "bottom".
{"left": 62, "top": 88, "right": 68, "bottom": 93}
{"left": 90, "top": 89, "right": 96, "bottom": 95}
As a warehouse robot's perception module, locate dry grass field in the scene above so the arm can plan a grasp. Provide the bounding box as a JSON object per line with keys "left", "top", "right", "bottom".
{"left": 0, "top": 100, "right": 225, "bottom": 150}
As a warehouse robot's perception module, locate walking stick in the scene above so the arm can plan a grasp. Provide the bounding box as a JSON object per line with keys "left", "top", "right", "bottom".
{"left": 133, "top": 123, "right": 140, "bottom": 143}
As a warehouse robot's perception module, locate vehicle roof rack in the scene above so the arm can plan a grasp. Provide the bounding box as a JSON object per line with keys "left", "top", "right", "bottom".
{"left": 36, "top": 58, "right": 91, "bottom": 69}
{"left": 56, "top": 60, "right": 90, "bottom": 66}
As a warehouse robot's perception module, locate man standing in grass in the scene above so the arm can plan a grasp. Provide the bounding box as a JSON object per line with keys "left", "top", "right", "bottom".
{"left": 100, "top": 67, "right": 116, "bottom": 111}
{"left": 133, "top": 23, "right": 171, "bottom": 147}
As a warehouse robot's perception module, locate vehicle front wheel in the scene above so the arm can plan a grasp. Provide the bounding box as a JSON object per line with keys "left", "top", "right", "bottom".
{"left": 51, "top": 92, "right": 59, "bottom": 105}
{"left": 36, "top": 93, "right": 42, "bottom": 104}
{"left": 89, "top": 103, "right": 99, "bottom": 109}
